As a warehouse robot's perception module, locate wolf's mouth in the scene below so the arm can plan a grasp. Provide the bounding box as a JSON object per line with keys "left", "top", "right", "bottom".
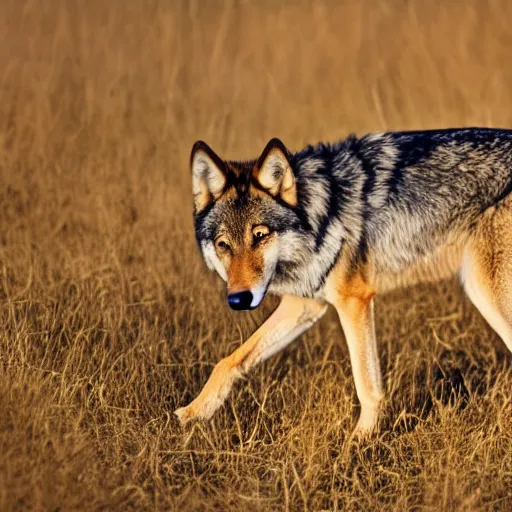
{"left": 248, "top": 282, "right": 270, "bottom": 308}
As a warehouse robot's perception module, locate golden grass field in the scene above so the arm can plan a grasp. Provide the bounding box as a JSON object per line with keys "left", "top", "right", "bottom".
{"left": 2, "top": 0, "right": 512, "bottom": 510}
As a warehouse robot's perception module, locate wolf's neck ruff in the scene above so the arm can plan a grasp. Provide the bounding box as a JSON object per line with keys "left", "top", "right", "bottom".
{"left": 281, "top": 133, "right": 399, "bottom": 296}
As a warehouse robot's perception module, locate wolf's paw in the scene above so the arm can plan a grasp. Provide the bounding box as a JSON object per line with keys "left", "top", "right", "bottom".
{"left": 174, "top": 395, "right": 220, "bottom": 427}
{"left": 174, "top": 404, "right": 197, "bottom": 426}
{"left": 351, "top": 406, "right": 381, "bottom": 439}
{"left": 352, "top": 421, "right": 378, "bottom": 440}
{"left": 174, "top": 359, "right": 238, "bottom": 427}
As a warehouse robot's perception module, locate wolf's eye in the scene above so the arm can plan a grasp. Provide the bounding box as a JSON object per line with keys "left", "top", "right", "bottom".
{"left": 253, "top": 225, "right": 270, "bottom": 241}
{"left": 216, "top": 237, "right": 230, "bottom": 251}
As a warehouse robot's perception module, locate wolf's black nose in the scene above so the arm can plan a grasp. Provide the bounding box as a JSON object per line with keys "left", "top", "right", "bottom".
{"left": 227, "top": 291, "right": 254, "bottom": 311}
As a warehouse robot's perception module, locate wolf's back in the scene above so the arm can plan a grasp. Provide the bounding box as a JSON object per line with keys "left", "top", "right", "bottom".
{"left": 362, "top": 128, "right": 512, "bottom": 271}
{"left": 389, "top": 127, "right": 512, "bottom": 207}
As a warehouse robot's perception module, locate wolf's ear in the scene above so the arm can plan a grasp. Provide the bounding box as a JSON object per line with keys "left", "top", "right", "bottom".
{"left": 190, "top": 141, "right": 228, "bottom": 213}
{"left": 254, "top": 138, "right": 297, "bottom": 206}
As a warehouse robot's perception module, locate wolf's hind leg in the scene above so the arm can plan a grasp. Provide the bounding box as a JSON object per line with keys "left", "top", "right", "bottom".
{"left": 461, "top": 198, "right": 512, "bottom": 351}
{"left": 175, "top": 295, "right": 327, "bottom": 426}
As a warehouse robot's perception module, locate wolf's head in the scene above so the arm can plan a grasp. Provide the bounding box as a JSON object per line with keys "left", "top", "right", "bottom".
{"left": 191, "top": 138, "right": 305, "bottom": 310}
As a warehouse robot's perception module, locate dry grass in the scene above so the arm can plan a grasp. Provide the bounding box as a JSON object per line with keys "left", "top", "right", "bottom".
{"left": 1, "top": 0, "right": 512, "bottom": 510}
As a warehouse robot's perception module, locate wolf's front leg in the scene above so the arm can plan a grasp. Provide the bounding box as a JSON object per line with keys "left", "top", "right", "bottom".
{"left": 327, "top": 287, "right": 384, "bottom": 435}
{"left": 175, "top": 295, "right": 327, "bottom": 426}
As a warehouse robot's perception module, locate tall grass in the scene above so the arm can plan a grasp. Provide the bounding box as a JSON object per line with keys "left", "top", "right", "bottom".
{"left": 1, "top": 0, "right": 512, "bottom": 509}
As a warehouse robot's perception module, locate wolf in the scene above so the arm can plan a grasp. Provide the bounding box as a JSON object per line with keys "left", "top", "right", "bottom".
{"left": 174, "top": 128, "right": 512, "bottom": 435}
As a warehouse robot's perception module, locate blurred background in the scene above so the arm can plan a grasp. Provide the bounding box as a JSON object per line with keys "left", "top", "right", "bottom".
{"left": 1, "top": 1, "right": 512, "bottom": 510}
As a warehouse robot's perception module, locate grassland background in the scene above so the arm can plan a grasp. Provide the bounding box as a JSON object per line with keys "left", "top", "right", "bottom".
{"left": 1, "top": 0, "right": 512, "bottom": 510}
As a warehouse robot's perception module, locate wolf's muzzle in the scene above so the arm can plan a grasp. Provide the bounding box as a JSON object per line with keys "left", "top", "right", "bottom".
{"left": 227, "top": 291, "right": 255, "bottom": 311}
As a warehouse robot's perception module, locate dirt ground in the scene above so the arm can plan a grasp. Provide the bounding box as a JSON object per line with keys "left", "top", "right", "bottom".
{"left": 1, "top": 1, "right": 512, "bottom": 510}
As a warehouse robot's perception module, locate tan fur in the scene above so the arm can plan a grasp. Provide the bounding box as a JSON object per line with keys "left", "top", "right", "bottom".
{"left": 461, "top": 196, "right": 512, "bottom": 349}
{"left": 193, "top": 178, "right": 213, "bottom": 213}
{"left": 227, "top": 251, "right": 264, "bottom": 293}
{"left": 217, "top": 185, "right": 239, "bottom": 202}
{"left": 249, "top": 183, "right": 278, "bottom": 199}
{"left": 324, "top": 255, "right": 384, "bottom": 434}
{"left": 191, "top": 148, "right": 227, "bottom": 213}
{"left": 253, "top": 147, "right": 298, "bottom": 206}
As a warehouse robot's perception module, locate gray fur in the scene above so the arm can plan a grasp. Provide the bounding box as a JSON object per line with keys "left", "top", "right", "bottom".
{"left": 194, "top": 128, "right": 512, "bottom": 298}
